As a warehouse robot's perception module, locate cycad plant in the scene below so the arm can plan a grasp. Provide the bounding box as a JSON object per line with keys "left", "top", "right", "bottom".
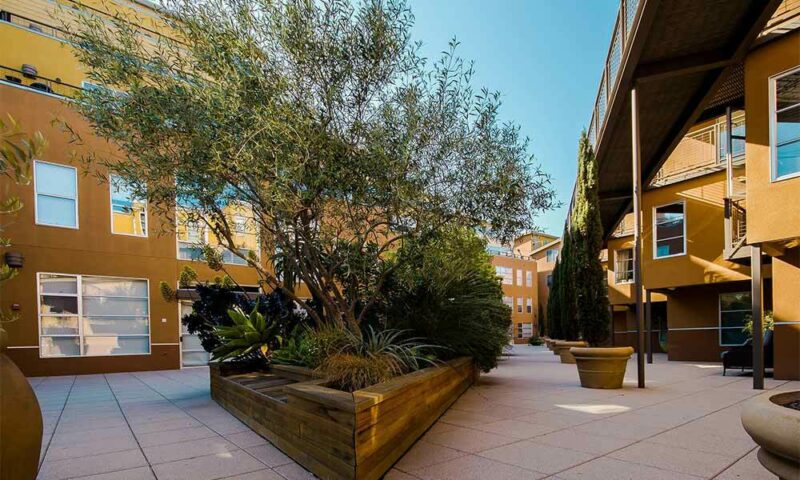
{"left": 211, "top": 303, "right": 283, "bottom": 362}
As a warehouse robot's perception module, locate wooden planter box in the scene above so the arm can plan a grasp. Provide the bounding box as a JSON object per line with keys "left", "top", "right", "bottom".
{"left": 210, "top": 357, "right": 477, "bottom": 480}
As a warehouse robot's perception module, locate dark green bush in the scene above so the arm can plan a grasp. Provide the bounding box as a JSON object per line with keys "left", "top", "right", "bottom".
{"left": 528, "top": 335, "right": 544, "bottom": 346}
{"left": 380, "top": 228, "right": 511, "bottom": 372}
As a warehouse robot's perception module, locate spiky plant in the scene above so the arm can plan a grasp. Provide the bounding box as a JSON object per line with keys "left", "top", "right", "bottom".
{"left": 211, "top": 303, "right": 283, "bottom": 362}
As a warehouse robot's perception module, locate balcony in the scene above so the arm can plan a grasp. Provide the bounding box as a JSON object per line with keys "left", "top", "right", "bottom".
{"left": 0, "top": 64, "right": 82, "bottom": 98}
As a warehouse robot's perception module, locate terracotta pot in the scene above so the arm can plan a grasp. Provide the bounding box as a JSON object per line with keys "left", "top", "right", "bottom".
{"left": 0, "top": 338, "right": 43, "bottom": 479}
{"left": 571, "top": 347, "right": 633, "bottom": 389}
{"left": 552, "top": 341, "right": 587, "bottom": 364}
{"left": 741, "top": 391, "right": 800, "bottom": 480}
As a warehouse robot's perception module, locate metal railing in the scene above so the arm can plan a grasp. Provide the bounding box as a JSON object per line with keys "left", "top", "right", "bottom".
{"left": 0, "top": 9, "right": 70, "bottom": 41}
{"left": 0, "top": 64, "right": 83, "bottom": 98}
{"left": 587, "top": 0, "right": 641, "bottom": 148}
{"left": 727, "top": 197, "right": 747, "bottom": 252}
{"left": 651, "top": 113, "right": 745, "bottom": 187}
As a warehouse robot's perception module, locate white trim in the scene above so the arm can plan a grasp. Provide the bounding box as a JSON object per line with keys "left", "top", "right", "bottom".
{"left": 37, "top": 272, "right": 152, "bottom": 358}
{"left": 0, "top": 17, "right": 70, "bottom": 44}
{"left": 669, "top": 326, "right": 719, "bottom": 331}
{"left": 652, "top": 200, "right": 687, "bottom": 259}
{"left": 770, "top": 65, "right": 800, "bottom": 182}
{"left": 774, "top": 321, "right": 800, "bottom": 326}
{"left": 614, "top": 248, "right": 634, "bottom": 284}
{"left": 33, "top": 160, "right": 79, "bottom": 230}
{"left": 6, "top": 345, "right": 40, "bottom": 349}
{"left": 109, "top": 173, "right": 149, "bottom": 237}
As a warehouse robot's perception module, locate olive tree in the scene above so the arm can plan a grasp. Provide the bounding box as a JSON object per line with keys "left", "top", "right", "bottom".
{"left": 63, "top": 0, "right": 554, "bottom": 329}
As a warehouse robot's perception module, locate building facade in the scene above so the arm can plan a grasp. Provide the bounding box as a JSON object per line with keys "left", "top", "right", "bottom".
{"left": 487, "top": 240, "right": 539, "bottom": 344}
{"left": 0, "top": 0, "right": 273, "bottom": 376}
{"left": 587, "top": 0, "right": 800, "bottom": 380}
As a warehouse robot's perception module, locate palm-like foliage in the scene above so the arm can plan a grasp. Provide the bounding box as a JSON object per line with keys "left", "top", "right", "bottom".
{"left": 211, "top": 303, "right": 283, "bottom": 362}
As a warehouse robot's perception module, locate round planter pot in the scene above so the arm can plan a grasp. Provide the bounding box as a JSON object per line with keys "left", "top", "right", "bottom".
{"left": 553, "top": 341, "right": 587, "bottom": 364}
{"left": 571, "top": 347, "right": 634, "bottom": 389}
{"left": 1, "top": 351, "right": 43, "bottom": 479}
{"left": 741, "top": 391, "right": 800, "bottom": 480}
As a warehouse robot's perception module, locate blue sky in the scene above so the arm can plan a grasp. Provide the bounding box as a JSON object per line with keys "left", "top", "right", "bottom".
{"left": 409, "top": 0, "right": 618, "bottom": 236}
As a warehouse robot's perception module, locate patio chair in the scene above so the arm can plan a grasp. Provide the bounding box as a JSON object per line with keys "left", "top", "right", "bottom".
{"left": 722, "top": 329, "right": 774, "bottom": 376}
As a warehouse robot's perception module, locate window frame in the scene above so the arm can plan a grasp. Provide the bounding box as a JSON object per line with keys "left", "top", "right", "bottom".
{"left": 516, "top": 269, "right": 523, "bottom": 286}
{"left": 719, "top": 292, "right": 751, "bottom": 347}
{"left": 526, "top": 298, "right": 532, "bottom": 314}
{"left": 614, "top": 248, "right": 634, "bottom": 284}
{"left": 495, "top": 266, "right": 513, "bottom": 285}
{"left": 33, "top": 160, "right": 79, "bottom": 229}
{"left": 516, "top": 297, "right": 523, "bottom": 313}
{"left": 109, "top": 173, "right": 148, "bottom": 237}
{"left": 37, "top": 272, "right": 151, "bottom": 358}
{"left": 175, "top": 206, "right": 261, "bottom": 266}
{"left": 525, "top": 270, "right": 533, "bottom": 287}
{"left": 652, "top": 200, "right": 687, "bottom": 260}
{"left": 770, "top": 65, "right": 800, "bottom": 182}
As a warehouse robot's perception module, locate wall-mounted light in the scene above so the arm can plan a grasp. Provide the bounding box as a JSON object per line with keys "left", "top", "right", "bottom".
{"left": 4, "top": 252, "right": 23, "bottom": 269}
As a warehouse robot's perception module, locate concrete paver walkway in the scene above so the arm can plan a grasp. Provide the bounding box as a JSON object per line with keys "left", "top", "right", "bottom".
{"left": 31, "top": 346, "right": 798, "bottom": 479}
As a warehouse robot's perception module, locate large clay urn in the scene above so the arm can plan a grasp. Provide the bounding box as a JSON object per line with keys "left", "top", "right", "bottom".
{"left": 571, "top": 347, "right": 634, "bottom": 389}
{"left": 741, "top": 391, "right": 800, "bottom": 480}
{"left": 552, "top": 341, "right": 587, "bottom": 364}
{"left": 0, "top": 328, "right": 43, "bottom": 480}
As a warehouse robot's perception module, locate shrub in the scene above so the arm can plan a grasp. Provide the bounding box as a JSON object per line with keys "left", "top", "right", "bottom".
{"left": 273, "top": 323, "right": 350, "bottom": 369}
{"left": 181, "top": 284, "right": 304, "bottom": 354}
{"left": 528, "top": 335, "right": 544, "bottom": 346}
{"left": 211, "top": 303, "right": 283, "bottom": 363}
{"left": 381, "top": 228, "right": 511, "bottom": 372}
{"left": 317, "top": 354, "right": 394, "bottom": 393}
{"left": 742, "top": 310, "right": 774, "bottom": 337}
{"left": 315, "top": 327, "right": 436, "bottom": 392}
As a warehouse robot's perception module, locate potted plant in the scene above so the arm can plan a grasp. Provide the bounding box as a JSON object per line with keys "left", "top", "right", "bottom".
{"left": 741, "top": 391, "right": 800, "bottom": 480}
{"left": 0, "top": 116, "right": 46, "bottom": 479}
{"left": 567, "top": 133, "right": 633, "bottom": 387}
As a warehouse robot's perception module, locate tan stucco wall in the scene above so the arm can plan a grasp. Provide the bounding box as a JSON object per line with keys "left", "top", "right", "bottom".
{"left": 772, "top": 247, "right": 800, "bottom": 380}
{"left": 491, "top": 255, "right": 538, "bottom": 342}
{"left": 745, "top": 30, "right": 800, "bottom": 245}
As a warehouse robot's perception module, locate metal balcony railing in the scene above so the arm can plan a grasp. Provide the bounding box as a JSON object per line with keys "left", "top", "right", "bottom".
{"left": 0, "top": 64, "right": 83, "bottom": 98}
{"left": 726, "top": 197, "right": 747, "bottom": 252}
{"left": 651, "top": 113, "right": 745, "bottom": 187}
{"left": 587, "top": 0, "right": 641, "bottom": 148}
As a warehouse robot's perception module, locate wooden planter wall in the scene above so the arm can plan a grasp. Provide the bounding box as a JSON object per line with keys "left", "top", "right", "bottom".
{"left": 210, "top": 357, "right": 476, "bottom": 480}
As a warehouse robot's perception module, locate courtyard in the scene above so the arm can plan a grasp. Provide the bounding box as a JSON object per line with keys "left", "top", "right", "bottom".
{"left": 32, "top": 346, "right": 797, "bottom": 480}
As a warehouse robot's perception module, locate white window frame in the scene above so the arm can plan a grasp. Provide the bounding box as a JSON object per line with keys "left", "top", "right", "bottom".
{"left": 516, "top": 297, "right": 523, "bottom": 313}
{"left": 652, "top": 200, "right": 686, "bottom": 259}
{"left": 516, "top": 322, "right": 533, "bottom": 339}
{"left": 546, "top": 249, "right": 558, "bottom": 263}
{"left": 495, "top": 266, "right": 513, "bottom": 285}
{"left": 719, "top": 292, "right": 751, "bottom": 347}
{"left": 526, "top": 298, "right": 533, "bottom": 314}
{"left": 502, "top": 296, "right": 513, "bottom": 308}
{"left": 37, "top": 272, "right": 151, "bottom": 358}
{"left": 33, "top": 160, "right": 79, "bottom": 229}
{"left": 109, "top": 173, "right": 148, "bottom": 237}
{"left": 516, "top": 269, "right": 523, "bottom": 286}
{"left": 614, "top": 248, "right": 634, "bottom": 284}
{"left": 525, "top": 270, "right": 533, "bottom": 287}
{"left": 770, "top": 65, "right": 800, "bottom": 182}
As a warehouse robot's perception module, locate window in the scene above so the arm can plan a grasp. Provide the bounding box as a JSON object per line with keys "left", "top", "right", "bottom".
{"left": 516, "top": 297, "right": 523, "bottom": 313}
{"left": 615, "top": 249, "right": 634, "bottom": 283}
{"left": 654, "top": 202, "right": 685, "bottom": 258}
{"left": 110, "top": 174, "right": 147, "bottom": 236}
{"left": 516, "top": 269, "right": 523, "bottom": 286}
{"left": 495, "top": 266, "right": 513, "bottom": 285}
{"left": 720, "top": 292, "right": 751, "bottom": 346}
{"left": 771, "top": 66, "right": 800, "bottom": 180}
{"left": 34, "top": 161, "right": 78, "bottom": 228}
{"left": 546, "top": 274, "right": 553, "bottom": 287}
{"left": 525, "top": 270, "right": 533, "bottom": 287}
{"left": 718, "top": 114, "right": 746, "bottom": 162}
{"left": 546, "top": 249, "right": 558, "bottom": 263}
{"left": 176, "top": 208, "right": 259, "bottom": 265}
{"left": 526, "top": 298, "right": 532, "bottom": 314}
{"left": 38, "top": 273, "right": 150, "bottom": 357}
{"left": 502, "top": 296, "right": 513, "bottom": 308}
{"left": 516, "top": 322, "right": 533, "bottom": 339}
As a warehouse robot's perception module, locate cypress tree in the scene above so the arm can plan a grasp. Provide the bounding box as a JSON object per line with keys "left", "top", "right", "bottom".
{"left": 558, "top": 227, "right": 580, "bottom": 340}
{"left": 547, "top": 258, "right": 562, "bottom": 338}
{"left": 572, "top": 132, "right": 610, "bottom": 346}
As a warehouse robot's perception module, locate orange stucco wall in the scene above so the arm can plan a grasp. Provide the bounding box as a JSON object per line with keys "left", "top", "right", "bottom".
{"left": 772, "top": 247, "right": 800, "bottom": 380}
{"left": 491, "top": 255, "right": 537, "bottom": 343}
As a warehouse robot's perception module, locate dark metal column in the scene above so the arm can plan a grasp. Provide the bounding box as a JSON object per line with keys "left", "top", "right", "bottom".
{"left": 631, "top": 86, "right": 645, "bottom": 388}
{"left": 646, "top": 289, "right": 653, "bottom": 364}
{"left": 751, "top": 245, "right": 764, "bottom": 390}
